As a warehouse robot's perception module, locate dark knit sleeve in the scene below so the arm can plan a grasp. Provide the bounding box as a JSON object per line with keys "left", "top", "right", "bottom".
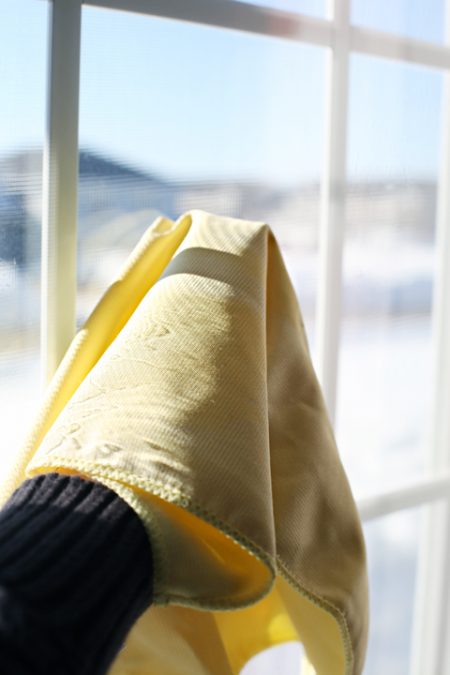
{"left": 0, "top": 472, "right": 154, "bottom": 675}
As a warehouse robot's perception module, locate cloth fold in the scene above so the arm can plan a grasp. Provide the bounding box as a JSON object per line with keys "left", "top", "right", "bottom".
{"left": 0, "top": 210, "right": 368, "bottom": 674}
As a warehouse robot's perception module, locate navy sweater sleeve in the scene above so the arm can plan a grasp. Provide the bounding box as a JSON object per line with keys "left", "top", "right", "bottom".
{"left": 0, "top": 472, "right": 154, "bottom": 675}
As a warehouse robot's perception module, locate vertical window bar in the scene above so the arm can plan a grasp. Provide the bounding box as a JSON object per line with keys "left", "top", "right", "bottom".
{"left": 41, "top": 0, "right": 81, "bottom": 385}
{"left": 316, "top": 0, "right": 350, "bottom": 424}
{"left": 411, "top": 8, "right": 450, "bottom": 671}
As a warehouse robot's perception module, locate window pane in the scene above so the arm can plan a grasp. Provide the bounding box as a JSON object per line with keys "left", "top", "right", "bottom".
{"left": 352, "top": 0, "right": 445, "bottom": 44}
{"left": 78, "top": 7, "right": 325, "bottom": 356}
{"left": 336, "top": 56, "right": 442, "bottom": 497}
{"left": 364, "top": 505, "right": 433, "bottom": 674}
{"left": 0, "top": 0, "right": 48, "bottom": 478}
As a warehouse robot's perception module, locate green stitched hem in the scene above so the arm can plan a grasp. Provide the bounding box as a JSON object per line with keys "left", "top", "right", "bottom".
{"left": 26, "top": 456, "right": 276, "bottom": 610}
{"left": 277, "top": 558, "right": 354, "bottom": 675}
{"left": 26, "top": 455, "right": 355, "bottom": 674}
{"left": 83, "top": 474, "right": 171, "bottom": 596}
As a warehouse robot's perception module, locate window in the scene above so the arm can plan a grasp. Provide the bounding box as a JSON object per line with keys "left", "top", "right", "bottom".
{"left": 352, "top": 0, "right": 445, "bottom": 44}
{"left": 2, "top": 0, "right": 450, "bottom": 672}
{"left": 337, "top": 55, "right": 442, "bottom": 497}
{"left": 0, "top": 0, "right": 48, "bottom": 478}
{"left": 77, "top": 6, "right": 326, "bottom": 351}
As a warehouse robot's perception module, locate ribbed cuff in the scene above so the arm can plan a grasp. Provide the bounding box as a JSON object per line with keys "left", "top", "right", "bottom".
{"left": 0, "top": 472, "right": 154, "bottom": 675}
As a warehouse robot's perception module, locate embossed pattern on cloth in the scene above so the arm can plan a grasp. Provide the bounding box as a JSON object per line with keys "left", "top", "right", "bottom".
{"left": 0, "top": 210, "right": 369, "bottom": 675}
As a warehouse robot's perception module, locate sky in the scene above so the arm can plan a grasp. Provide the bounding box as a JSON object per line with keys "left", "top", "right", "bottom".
{"left": 0, "top": 0, "right": 446, "bottom": 186}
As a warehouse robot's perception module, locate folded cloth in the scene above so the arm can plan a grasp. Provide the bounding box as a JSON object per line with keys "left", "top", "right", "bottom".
{"left": 0, "top": 210, "right": 369, "bottom": 675}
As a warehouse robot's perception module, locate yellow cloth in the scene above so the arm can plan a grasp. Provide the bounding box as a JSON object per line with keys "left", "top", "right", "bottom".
{"left": 0, "top": 210, "right": 368, "bottom": 674}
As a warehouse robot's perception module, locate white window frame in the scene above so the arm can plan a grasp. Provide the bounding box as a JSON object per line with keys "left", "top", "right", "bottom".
{"left": 41, "top": 0, "right": 450, "bottom": 671}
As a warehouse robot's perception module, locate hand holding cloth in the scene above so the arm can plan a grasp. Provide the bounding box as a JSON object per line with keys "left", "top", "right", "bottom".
{"left": 0, "top": 210, "right": 368, "bottom": 675}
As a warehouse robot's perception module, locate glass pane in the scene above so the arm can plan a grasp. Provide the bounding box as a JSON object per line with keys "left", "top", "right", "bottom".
{"left": 231, "top": 0, "right": 325, "bottom": 17}
{"left": 0, "top": 0, "right": 48, "bottom": 478}
{"left": 336, "top": 55, "right": 442, "bottom": 497}
{"left": 78, "top": 7, "right": 325, "bottom": 357}
{"left": 364, "top": 506, "right": 429, "bottom": 674}
{"left": 352, "top": 0, "right": 445, "bottom": 44}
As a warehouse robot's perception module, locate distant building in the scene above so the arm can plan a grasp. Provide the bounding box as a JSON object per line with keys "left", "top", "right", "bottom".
{"left": 0, "top": 147, "right": 440, "bottom": 327}
{"left": 0, "top": 190, "right": 26, "bottom": 266}
{"left": 77, "top": 149, "right": 175, "bottom": 221}
{"left": 0, "top": 148, "right": 176, "bottom": 275}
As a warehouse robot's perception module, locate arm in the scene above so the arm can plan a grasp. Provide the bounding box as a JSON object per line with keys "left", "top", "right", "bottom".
{"left": 0, "top": 473, "right": 154, "bottom": 675}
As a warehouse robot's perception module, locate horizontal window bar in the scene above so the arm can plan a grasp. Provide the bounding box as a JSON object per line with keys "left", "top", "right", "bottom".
{"left": 83, "top": 0, "right": 450, "bottom": 70}
{"left": 358, "top": 474, "right": 450, "bottom": 522}
{"left": 351, "top": 25, "right": 450, "bottom": 70}
{"left": 83, "top": 0, "right": 333, "bottom": 46}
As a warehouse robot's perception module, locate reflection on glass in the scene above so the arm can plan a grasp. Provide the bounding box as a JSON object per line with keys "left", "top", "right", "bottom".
{"left": 336, "top": 55, "right": 442, "bottom": 497}
{"left": 78, "top": 7, "right": 325, "bottom": 354}
{"left": 352, "top": 0, "right": 444, "bottom": 44}
{"left": 240, "top": 642, "right": 303, "bottom": 674}
{"left": 0, "top": 0, "right": 48, "bottom": 477}
{"left": 364, "top": 506, "right": 426, "bottom": 675}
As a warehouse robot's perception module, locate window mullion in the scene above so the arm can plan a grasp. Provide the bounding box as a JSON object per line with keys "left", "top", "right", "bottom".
{"left": 357, "top": 474, "right": 450, "bottom": 522}
{"left": 315, "top": 0, "right": 350, "bottom": 424}
{"left": 410, "top": 15, "right": 450, "bottom": 670}
{"left": 41, "top": 0, "right": 81, "bottom": 386}
{"left": 83, "top": 0, "right": 335, "bottom": 47}
{"left": 351, "top": 25, "right": 450, "bottom": 70}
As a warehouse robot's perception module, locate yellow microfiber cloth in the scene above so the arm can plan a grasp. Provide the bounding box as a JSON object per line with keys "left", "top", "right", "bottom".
{"left": 0, "top": 210, "right": 368, "bottom": 675}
